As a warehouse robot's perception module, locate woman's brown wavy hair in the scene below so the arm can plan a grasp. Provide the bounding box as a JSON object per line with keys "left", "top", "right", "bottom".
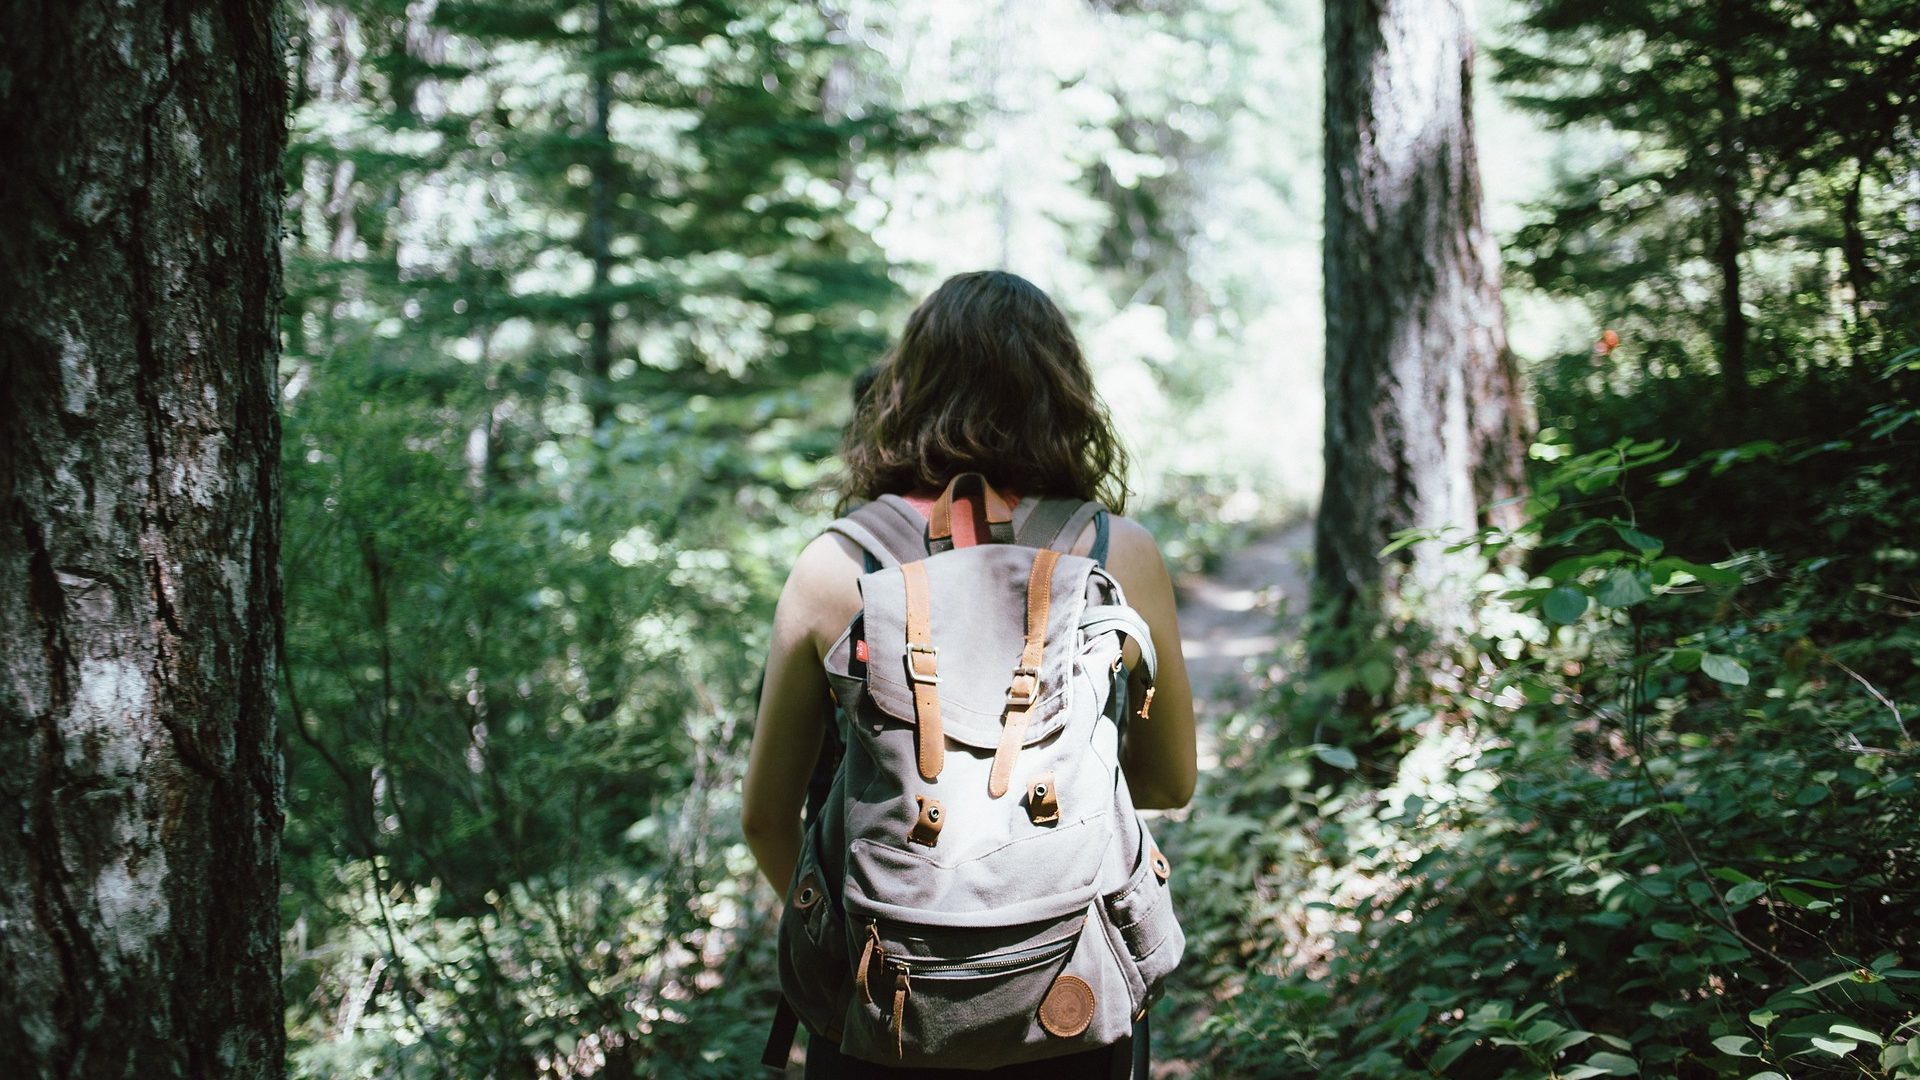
{"left": 838, "top": 271, "right": 1129, "bottom": 513}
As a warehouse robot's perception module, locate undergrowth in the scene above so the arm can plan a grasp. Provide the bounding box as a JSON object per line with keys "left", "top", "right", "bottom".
{"left": 1158, "top": 351, "right": 1920, "bottom": 1079}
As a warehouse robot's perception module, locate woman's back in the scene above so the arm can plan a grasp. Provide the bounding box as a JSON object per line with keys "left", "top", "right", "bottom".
{"left": 742, "top": 271, "right": 1196, "bottom": 1076}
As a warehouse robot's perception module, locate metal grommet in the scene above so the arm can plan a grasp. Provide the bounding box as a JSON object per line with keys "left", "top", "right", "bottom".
{"left": 794, "top": 874, "right": 823, "bottom": 909}
{"left": 1027, "top": 771, "right": 1060, "bottom": 825}
{"left": 909, "top": 795, "right": 945, "bottom": 846}
{"left": 1150, "top": 849, "right": 1170, "bottom": 882}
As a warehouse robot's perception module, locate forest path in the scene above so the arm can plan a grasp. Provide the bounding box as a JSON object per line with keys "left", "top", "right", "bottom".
{"left": 1173, "top": 520, "right": 1314, "bottom": 770}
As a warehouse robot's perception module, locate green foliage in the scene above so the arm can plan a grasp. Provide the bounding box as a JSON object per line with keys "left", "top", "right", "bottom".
{"left": 1160, "top": 376, "right": 1920, "bottom": 1077}
{"left": 1494, "top": 0, "right": 1920, "bottom": 402}
{"left": 280, "top": 0, "right": 906, "bottom": 1073}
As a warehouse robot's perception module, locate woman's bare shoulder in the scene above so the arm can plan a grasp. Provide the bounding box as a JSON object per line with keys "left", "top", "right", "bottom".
{"left": 781, "top": 530, "right": 866, "bottom": 653}
{"left": 1101, "top": 513, "right": 1172, "bottom": 581}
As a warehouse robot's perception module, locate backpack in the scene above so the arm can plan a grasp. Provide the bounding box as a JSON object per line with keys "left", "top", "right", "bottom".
{"left": 769, "top": 473, "right": 1184, "bottom": 1070}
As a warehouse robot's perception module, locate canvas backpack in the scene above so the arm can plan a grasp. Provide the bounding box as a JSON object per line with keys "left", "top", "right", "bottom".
{"left": 767, "top": 473, "right": 1185, "bottom": 1071}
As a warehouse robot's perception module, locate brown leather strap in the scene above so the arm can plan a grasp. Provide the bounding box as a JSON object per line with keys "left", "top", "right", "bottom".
{"left": 900, "top": 560, "right": 944, "bottom": 781}
{"left": 892, "top": 969, "right": 910, "bottom": 1057}
{"left": 988, "top": 549, "right": 1059, "bottom": 797}
{"left": 927, "top": 472, "right": 1014, "bottom": 552}
{"left": 856, "top": 923, "right": 883, "bottom": 1006}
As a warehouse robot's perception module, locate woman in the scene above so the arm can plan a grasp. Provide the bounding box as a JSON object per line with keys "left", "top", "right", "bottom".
{"left": 743, "top": 270, "right": 1197, "bottom": 1077}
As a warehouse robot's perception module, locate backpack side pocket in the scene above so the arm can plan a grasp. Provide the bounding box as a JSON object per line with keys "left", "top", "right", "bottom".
{"left": 776, "top": 834, "right": 853, "bottom": 1040}
{"left": 1098, "top": 824, "right": 1185, "bottom": 1015}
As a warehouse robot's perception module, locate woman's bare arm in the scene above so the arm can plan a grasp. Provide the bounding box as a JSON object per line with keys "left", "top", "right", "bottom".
{"left": 1102, "top": 515, "right": 1198, "bottom": 809}
{"left": 740, "top": 533, "right": 863, "bottom": 894}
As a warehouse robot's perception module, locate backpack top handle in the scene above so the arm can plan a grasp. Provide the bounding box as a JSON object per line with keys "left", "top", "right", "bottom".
{"left": 927, "top": 472, "right": 1015, "bottom": 552}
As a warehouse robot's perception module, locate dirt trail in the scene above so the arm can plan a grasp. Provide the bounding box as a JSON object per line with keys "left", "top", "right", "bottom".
{"left": 1173, "top": 521, "right": 1314, "bottom": 769}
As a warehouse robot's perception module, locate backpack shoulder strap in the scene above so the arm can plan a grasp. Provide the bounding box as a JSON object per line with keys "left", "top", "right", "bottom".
{"left": 825, "top": 494, "right": 930, "bottom": 569}
{"left": 1016, "top": 498, "right": 1108, "bottom": 563}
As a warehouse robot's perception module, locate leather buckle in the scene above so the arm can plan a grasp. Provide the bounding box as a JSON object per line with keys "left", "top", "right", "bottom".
{"left": 907, "top": 643, "right": 940, "bottom": 685}
{"left": 1005, "top": 665, "right": 1040, "bottom": 707}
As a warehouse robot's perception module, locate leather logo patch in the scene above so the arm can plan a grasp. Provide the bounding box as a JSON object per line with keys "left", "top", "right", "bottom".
{"left": 1037, "top": 974, "right": 1095, "bottom": 1038}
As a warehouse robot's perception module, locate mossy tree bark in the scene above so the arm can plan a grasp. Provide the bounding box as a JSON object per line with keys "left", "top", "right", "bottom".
{"left": 0, "top": 2, "right": 288, "bottom": 1075}
{"left": 1316, "top": 0, "right": 1531, "bottom": 671}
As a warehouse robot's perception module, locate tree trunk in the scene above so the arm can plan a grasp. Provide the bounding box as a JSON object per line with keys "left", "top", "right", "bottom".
{"left": 1711, "top": 43, "right": 1750, "bottom": 405}
{"left": 1839, "top": 155, "right": 1875, "bottom": 320}
{"left": 586, "top": 0, "right": 617, "bottom": 427}
{"left": 0, "top": 3, "right": 287, "bottom": 1076}
{"left": 1316, "top": 0, "right": 1530, "bottom": 661}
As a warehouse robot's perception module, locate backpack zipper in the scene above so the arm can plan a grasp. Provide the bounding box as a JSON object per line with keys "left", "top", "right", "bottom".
{"left": 884, "top": 930, "right": 1076, "bottom": 981}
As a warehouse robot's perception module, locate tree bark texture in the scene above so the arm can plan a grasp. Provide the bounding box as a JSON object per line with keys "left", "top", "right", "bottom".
{"left": 0, "top": 3, "right": 287, "bottom": 1076}
{"left": 1316, "top": 0, "right": 1530, "bottom": 649}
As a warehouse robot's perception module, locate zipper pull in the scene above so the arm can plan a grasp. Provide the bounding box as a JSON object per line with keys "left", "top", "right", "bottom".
{"left": 892, "top": 961, "right": 911, "bottom": 1058}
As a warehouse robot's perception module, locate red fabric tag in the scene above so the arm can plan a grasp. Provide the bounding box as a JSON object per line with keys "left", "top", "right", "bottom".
{"left": 855, "top": 640, "right": 869, "bottom": 663}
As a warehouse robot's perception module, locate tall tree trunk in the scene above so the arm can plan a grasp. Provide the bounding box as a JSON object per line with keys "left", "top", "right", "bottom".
{"left": 1839, "top": 155, "right": 1875, "bottom": 322}
{"left": 1711, "top": 36, "right": 1749, "bottom": 405}
{"left": 0, "top": 3, "right": 287, "bottom": 1076}
{"left": 1316, "top": 0, "right": 1529, "bottom": 664}
{"left": 586, "top": 0, "right": 617, "bottom": 427}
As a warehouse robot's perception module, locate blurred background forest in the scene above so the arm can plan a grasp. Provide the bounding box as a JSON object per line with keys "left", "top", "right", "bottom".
{"left": 273, "top": 0, "right": 1919, "bottom": 1076}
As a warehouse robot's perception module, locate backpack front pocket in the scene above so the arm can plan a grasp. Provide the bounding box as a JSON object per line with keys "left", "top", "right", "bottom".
{"left": 840, "top": 912, "right": 1133, "bottom": 1069}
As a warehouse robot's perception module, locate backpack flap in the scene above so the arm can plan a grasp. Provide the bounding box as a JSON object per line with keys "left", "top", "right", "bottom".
{"left": 855, "top": 545, "right": 1095, "bottom": 752}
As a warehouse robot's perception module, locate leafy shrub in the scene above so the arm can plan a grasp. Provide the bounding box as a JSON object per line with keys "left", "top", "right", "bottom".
{"left": 1160, "top": 364, "right": 1920, "bottom": 1079}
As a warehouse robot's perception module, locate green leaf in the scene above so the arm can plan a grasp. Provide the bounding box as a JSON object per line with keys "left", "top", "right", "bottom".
{"left": 1714, "top": 1035, "right": 1759, "bottom": 1056}
{"left": 1830, "top": 1024, "right": 1882, "bottom": 1046}
{"left": 1726, "top": 880, "right": 1767, "bottom": 905}
{"left": 1543, "top": 552, "right": 1623, "bottom": 581}
{"left": 1744, "top": 1073, "right": 1786, "bottom": 1080}
{"left": 1522, "top": 1018, "right": 1565, "bottom": 1043}
{"left": 1378, "top": 529, "right": 1431, "bottom": 557}
{"left": 1793, "top": 784, "right": 1829, "bottom": 806}
{"left": 1778, "top": 886, "right": 1830, "bottom": 910}
{"left": 1701, "top": 654, "right": 1749, "bottom": 685}
{"left": 1544, "top": 585, "right": 1591, "bottom": 624}
{"left": 1649, "top": 557, "right": 1743, "bottom": 588}
{"left": 1611, "top": 523, "right": 1663, "bottom": 554}
{"left": 1595, "top": 568, "right": 1653, "bottom": 607}
{"left": 1811, "top": 1035, "right": 1859, "bottom": 1055}
{"left": 1795, "top": 971, "right": 1868, "bottom": 994}
{"left": 1670, "top": 648, "right": 1703, "bottom": 672}
{"left": 1430, "top": 1037, "right": 1474, "bottom": 1071}
{"left": 1617, "top": 802, "right": 1681, "bottom": 828}
{"left": 1584, "top": 1050, "right": 1639, "bottom": 1075}
{"left": 1314, "top": 745, "right": 1358, "bottom": 770}
{"left": 1358, "top": 659, "right": 1394, "bottom": 696}
{"left": 1549, "top": 1030, "right": 1597, "bottom": 1054}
